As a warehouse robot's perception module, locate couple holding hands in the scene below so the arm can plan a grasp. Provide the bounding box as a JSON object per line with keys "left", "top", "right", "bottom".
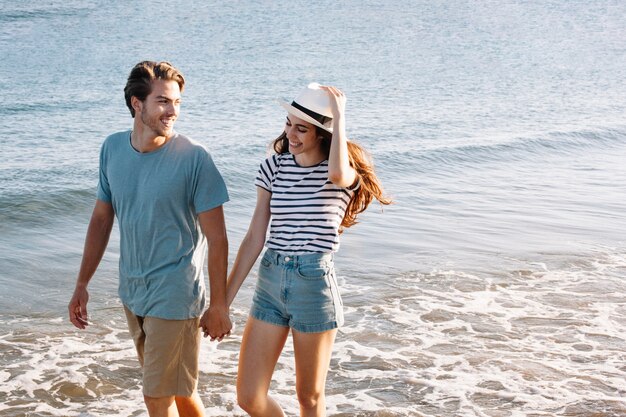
{"left": 68, "top": 61, "right": 389, "bottom": 417}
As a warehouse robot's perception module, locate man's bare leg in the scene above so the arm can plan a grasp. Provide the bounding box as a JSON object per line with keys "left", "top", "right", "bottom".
{"left": 175, "top": 390, "right": 205, "bottom": 417}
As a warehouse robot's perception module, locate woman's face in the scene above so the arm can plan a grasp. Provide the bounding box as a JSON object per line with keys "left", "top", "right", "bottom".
{"left": 284, "top": 114, "right": 324, "bottom": 165}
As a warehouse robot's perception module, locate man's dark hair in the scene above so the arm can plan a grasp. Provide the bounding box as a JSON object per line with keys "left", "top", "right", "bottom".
{"left": 123, "top": 61, "right": 185, "bottom": 117}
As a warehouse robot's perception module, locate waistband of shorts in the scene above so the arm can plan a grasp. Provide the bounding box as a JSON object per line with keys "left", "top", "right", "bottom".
{"left": 263, "top": 248, "right": 333, "bottom": 266}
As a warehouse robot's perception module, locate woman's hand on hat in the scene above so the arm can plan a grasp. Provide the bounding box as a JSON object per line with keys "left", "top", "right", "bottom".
{"left": 320, "top": 85, "right": 346, "bottom": 121}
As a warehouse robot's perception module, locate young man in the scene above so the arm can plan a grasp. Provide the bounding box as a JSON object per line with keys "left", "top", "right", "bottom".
{"left": 68, "top": 61, "right": 231, "bottom": 417}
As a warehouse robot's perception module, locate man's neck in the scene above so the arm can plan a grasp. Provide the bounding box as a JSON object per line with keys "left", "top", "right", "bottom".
{"left": 131, "top": 126, "right": 172, "bottom": 153}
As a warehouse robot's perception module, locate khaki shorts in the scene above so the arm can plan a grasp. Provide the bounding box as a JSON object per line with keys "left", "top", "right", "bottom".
{"left": 124, "top": 305, "right": 201, "bottom": 398}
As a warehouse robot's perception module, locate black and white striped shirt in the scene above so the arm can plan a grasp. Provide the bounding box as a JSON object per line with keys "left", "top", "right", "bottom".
{"left": 255, "top": 153, "right": 357, "bottom": 254}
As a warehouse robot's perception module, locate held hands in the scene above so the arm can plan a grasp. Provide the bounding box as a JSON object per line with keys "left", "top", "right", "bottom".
{"left": 68, "top": 286, "right": 90, "bottom": 329}
{"left": 199, "top": 304, "right": 232, "bottom": 342}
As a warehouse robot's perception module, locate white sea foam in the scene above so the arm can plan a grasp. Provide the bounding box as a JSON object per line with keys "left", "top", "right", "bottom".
{"left": 3, "top": 245, "right": 626, "bottom": 417}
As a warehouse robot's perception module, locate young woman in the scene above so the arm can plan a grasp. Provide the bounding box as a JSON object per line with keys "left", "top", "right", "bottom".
{"left": 226, "top": 83, "right": 391, "bottom": 417}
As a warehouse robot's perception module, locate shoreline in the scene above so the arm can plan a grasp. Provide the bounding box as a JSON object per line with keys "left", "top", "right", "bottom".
{"left": 2, "top": 245, "right": 625, "bottom": 416}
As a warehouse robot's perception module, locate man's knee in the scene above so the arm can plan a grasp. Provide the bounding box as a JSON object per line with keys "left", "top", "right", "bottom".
{"left": 144, "top": 395, "right": 176, "bottom": 417}
{"left": 175, "top": 392, "right": 205, "bottom": 417}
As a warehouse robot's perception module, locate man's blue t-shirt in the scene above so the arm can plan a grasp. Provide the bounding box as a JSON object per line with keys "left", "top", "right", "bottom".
{"left": 97, "top": 130, "right": 229, "bottom": 319}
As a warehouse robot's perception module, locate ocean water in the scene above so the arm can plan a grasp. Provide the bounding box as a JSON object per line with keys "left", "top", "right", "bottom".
{"left": 1, "top": 1, "right": 626, "bottom": 416}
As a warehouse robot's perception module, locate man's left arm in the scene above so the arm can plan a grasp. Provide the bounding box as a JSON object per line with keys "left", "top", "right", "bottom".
{"left": 197, "top": 205, "right": 231, "bottom": 341}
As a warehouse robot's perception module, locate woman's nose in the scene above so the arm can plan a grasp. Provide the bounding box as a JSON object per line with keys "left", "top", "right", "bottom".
{"left": 285, "top": 125, "right": 294, "bottom": 139}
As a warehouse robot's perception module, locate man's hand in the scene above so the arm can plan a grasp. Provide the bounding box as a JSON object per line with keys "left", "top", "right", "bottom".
{"left": 68, "top": 199, "right": 114, "bottom": 330}
{"left": 199, "top": 305, "right": 232, "bottom": 342}
{"left": 68, "top": 286, "right": 90, "bottom": 329}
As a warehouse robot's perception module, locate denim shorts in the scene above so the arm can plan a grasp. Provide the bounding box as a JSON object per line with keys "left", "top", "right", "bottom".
{"left": 250, "top": 248, "right": 344, "bottom": 333}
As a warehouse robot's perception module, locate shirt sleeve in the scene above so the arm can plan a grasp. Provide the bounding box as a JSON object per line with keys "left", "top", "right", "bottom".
{"left": 96, "top": 141, "right": 112, "bottom": 203}
{"left": 192, "top": 150, "right": 229, "bottom": 214}
{"left": 254, "top": 155, "right": 278, "bottom": 192}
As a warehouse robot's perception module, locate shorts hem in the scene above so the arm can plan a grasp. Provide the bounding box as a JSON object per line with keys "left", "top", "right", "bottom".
{"left": 291, "top": 320, "right": 342, "bottom": 333}
{"left": 250, "top": 309, "right": 289, "bottom": 328}
{"left": 251, "top": 310, "right": 343, "bottom": 333}
{"left": 143, "top": 385, "right": 196, "bottom": 398}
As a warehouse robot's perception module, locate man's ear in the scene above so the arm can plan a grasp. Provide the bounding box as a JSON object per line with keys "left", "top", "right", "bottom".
{"left": 131, "top": 96, "right": 142, "bottom": 114}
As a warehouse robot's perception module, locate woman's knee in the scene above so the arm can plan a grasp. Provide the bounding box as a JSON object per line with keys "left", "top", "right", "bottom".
{"left": 237, "top": 386, "right": 264, "bottom": 413}
{"left": 296, "top": 388, "right": 323, "bottom": 410}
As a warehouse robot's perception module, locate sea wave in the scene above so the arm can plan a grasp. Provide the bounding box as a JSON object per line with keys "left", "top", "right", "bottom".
{"left": 379, "top": 125, "right": 626, "bottom": 173}
{"left": 0, "top": 3, "right": 92, "bottom": 23}
{"left": 0, "top": 187, "right": 95, "bottom": 226}
{"left": 0, "top": 98, "right": 107, "bottom": 116}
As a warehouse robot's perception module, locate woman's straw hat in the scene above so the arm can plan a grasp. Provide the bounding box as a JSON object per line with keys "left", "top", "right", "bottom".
{"left": 279, "top": 83, "right": 334, "bottom": 133}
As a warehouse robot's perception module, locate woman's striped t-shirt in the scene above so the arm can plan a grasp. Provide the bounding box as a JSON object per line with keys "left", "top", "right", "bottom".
{"left": 255, "top": 153, "right": 357, "bottom": 254}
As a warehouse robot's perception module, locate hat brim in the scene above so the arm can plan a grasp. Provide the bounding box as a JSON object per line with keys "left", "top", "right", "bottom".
{"left": 278, "top": 100, "right": 333, "bottom": 133}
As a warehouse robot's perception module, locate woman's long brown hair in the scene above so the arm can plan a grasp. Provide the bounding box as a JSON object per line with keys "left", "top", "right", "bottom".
{"left": 272, "top": 129, "right": 392, "bottom": 232}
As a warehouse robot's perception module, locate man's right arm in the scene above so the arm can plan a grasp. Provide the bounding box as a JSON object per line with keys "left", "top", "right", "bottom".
{"left": 68, "top": 199, "right": 114, "bottom": 329}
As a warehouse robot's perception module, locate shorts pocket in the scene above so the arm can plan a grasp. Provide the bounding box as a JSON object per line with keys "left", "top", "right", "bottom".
{"left": 296, "top": 262, "right": 331, "bottom": 280}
